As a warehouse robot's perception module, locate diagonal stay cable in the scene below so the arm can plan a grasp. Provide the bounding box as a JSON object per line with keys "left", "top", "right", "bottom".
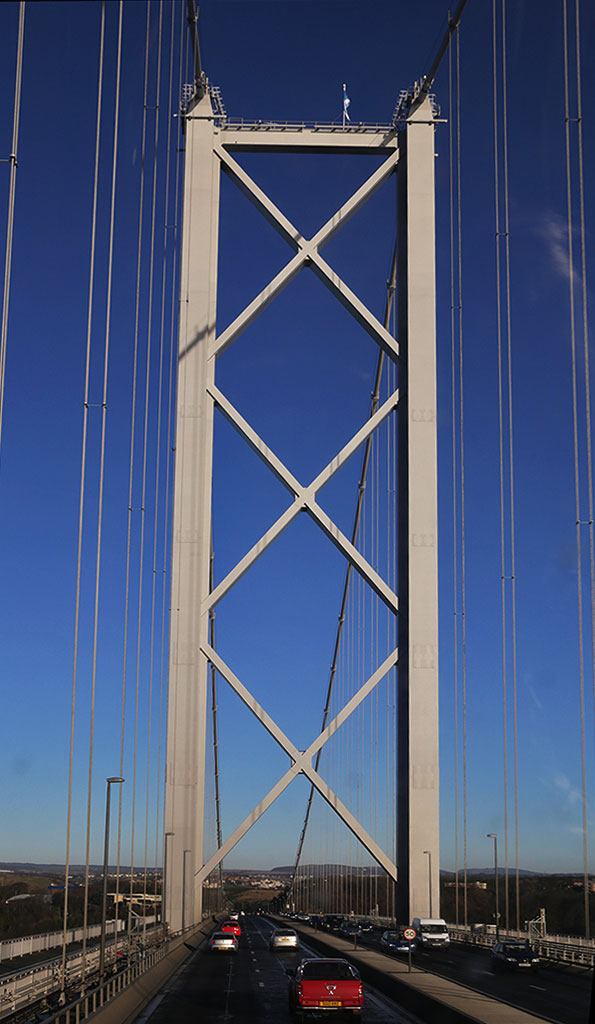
{"left": 290, "top": 240, "right": 398, "bottom": 892}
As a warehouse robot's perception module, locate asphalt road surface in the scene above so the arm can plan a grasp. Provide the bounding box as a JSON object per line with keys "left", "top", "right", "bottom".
{"left": 138, "top": 915, "right": 422, "bottom": 1024}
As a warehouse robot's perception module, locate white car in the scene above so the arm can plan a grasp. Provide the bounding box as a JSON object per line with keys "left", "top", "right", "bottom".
{"left": 209, "top": 931, "right": 239, "bottom": 953}
{"left": 270, "top": 927, "right": 299, "bottom": 950}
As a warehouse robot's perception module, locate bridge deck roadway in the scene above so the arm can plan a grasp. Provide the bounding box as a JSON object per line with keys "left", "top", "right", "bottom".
{"left": 126, "top": 915, "right": 576, "bottom": 1024}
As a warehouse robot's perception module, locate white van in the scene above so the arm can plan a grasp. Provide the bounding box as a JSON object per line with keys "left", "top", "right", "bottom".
{"left": 411, "top": 917, "right": 450, "bottom": 948}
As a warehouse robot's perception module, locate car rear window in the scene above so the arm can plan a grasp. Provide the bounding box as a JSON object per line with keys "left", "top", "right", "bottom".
{"left": 301, "top": 961, "right": 356, "bottom": 980}
{"left": 276, "top": 929, "right": 296, "bottom": 936}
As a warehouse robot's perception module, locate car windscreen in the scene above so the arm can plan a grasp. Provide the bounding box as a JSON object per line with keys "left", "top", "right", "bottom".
{"left": 301, "top": 962, "right": 356, "bottom": 980}
{"left": 384, "top": 932, "right": 400, "bottom": 940}
{"left": 422, "top": 924, "right": 446, "bottom": 933}
{"left": 503, "top": 943, "right": 530, "bottom": 954}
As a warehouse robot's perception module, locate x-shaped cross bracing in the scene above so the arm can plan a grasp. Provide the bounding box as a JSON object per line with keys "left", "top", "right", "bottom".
{"left": 196, "top": 642, "right": 398, "bottom": 884}
{"left": 203, "top": 381, "right": 399, "bottom": 615}
{"left": 196, "top": 141, "right": 401, "bottom": 884}
{"left": 210, "top": 145, "right": 400, "bottom": 361}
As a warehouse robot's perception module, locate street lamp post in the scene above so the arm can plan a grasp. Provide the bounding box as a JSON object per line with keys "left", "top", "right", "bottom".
{"left": 99, "top": 777, "right": 124, "bottom": 980}
{"left": 182, "top": 849, "right": 191, "bottom": 932}
{"left": 423, "top": 850, "right": 433, "bottom": 918}
{"left": 162, "top": 832, "right": 174, "bottom": 933}
{"left": 487, "top": 833, "right": 499, "bottom": 942}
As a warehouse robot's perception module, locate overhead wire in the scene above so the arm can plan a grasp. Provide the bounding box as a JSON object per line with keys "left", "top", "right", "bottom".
{"left": 455, "top": 22, "right": 469, "bottom": 928}
{"left": 573, "top": 1, "right": 595, "bottom": 766}
{"left": 0, "top": 0, "right": 25, "bottom": 461}
{"left": 141, "top": 0, "right": 165, "bottom": 940}
{"left": 126, "top": 0, "right": 153, "bottom": 943}
{"left": 61, "top": 0, "right": 105, "bottom": 994}
{"left": 81, "top": 0, "right": 124, "bottom": 983}
{"left": 500, "top": 0, "right": 521, "bottom": 934}
{"left": 448, "top": 24, "right": 460, "bottom": 930}
{"left": 152, "top": 0, "right": 180, "bottom": 919}
{"left": 562, "top": 0, "right": 591, "bottom": 941}
{"left": 290, "top": 241, "right": 398, "bottom": 896}
{"left": 492, "top": 0, "right": 510, "bottom": 936}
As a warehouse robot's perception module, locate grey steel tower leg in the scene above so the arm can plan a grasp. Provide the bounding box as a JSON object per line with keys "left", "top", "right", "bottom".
{"left": 164, "top": 93, "right": 219, "bottom": 933}
{"left": 397, "top": 95, "right": 440, "bottom": 924}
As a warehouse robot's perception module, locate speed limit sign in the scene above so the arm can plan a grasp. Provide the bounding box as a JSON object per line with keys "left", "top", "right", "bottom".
{"left": 403, "top": 927, "right": 416, "bottom": 941}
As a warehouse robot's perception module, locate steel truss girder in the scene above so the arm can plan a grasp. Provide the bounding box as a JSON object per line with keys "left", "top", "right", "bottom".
{"left": 196, "top": 643, "right": 399, "bottom": 885}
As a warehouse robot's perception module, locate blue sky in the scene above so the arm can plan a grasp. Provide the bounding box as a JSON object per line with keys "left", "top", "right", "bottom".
{"left": 0, "top": 0, "right": 594, "bottom": 882}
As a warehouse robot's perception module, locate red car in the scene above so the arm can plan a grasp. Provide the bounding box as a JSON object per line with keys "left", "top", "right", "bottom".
{"left": 220, "top": 920, "right": 241, "bottom": 937}
{"left": 288, "top": 958, "right": 363, "bottom": 1018}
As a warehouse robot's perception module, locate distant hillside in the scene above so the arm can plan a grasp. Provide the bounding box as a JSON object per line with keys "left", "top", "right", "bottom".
{"left": 0, "top": 862, "right": 155, "bottom": 875}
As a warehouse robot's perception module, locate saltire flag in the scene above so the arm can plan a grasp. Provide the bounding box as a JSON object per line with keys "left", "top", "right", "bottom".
{"left": 343, "top": 83, "right": 351, "bottom": 121}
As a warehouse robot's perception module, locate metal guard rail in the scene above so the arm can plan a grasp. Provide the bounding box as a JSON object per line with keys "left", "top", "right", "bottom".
{"left": 449, "top": 926, "right": 595, "bottom": 968}
{"left": 37, "top": 939, "right": 178, "bottom": 1024}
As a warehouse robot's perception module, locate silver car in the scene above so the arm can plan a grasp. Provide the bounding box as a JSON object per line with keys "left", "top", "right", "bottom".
{"left": 209, "top": 931, "right": 239, "bottom": 953}
{"left": 270, "top": 927, "right": 299, "bottom": 950}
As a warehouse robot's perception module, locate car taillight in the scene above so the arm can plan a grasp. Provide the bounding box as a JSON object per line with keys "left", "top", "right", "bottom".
{"left": 297, "top": 983, "right": 304, "bottom": 1003}
{"left": 358, "top": 983, "right": 363, "bottom": 1004}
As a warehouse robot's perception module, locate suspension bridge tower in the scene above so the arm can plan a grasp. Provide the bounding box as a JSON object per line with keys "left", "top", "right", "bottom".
{"left": 164, "top": 17, "right": 447, "bottom": 931}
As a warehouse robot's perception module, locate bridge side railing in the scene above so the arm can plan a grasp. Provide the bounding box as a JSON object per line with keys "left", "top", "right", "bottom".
{"left": 448, "top": 925, "right": 595, "bottom": 967}
{"left": 0, "top": 922, "right": 128, "bottom": 964}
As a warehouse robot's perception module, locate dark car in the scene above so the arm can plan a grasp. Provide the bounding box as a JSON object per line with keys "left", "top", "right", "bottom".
{"left": 322, "top": 914, "right": 345, "bottom": 932}
{"left": 339, "top": 920, "right": 362, "bottom": 939}
{"left": 491, "top": 941, "right": 540, "bottom": 972}
{"left": 380, "top": 929, "right": 418, "bottom": 955}
{"left": 356, "top": 919, "right": 374, "bottom": 933}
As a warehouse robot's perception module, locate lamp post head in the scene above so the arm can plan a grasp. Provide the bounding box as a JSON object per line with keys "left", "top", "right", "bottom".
{"left": 423, "top": 850, "right": 431, "bottom": 855}
{"left": 487, "top": 833, "right": 497, "bottom": 839}
{"left": 107, "top": 777, "right": 125, "bottom": 784}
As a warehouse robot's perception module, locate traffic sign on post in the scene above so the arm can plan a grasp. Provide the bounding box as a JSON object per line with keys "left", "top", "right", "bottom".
{"left": 403, "top": 927, "right": 416, "bottom": 941}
